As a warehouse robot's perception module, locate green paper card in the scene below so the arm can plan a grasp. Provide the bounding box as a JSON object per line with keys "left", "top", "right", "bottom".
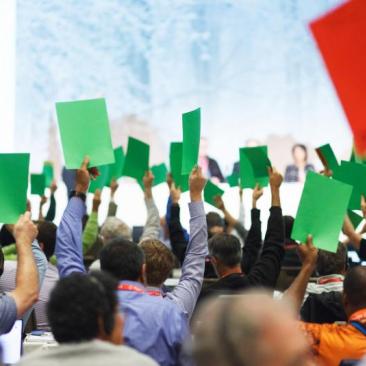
{"left": 204, "top": 180, "right": 224, "bottom": 207}
{"left": 31, "top": 174, "right": 46, "bottom": 196}
{"left": 316, "top": 144, "right": 338, "bottom": 172}
{"left": 42, "top": 162, "right": 54, "bottom": 187}
{"left": 226, "top": 172, "right": 239, "bottom": 187}
{"left": 89, "top": 165, "right": 110, "bottom": 193}
{"left": 108, "top": 146, "right": 125, "bottom": 184}
{"left": 151, "top": 163, "right": 168, "bottom": 186}
{"left": 169, "top": 142, "right": 189, "bottom": 192}
{"left": 291, "top": 171, "right": 352, "bottom": 253}
{"left": 0, "top": 154, "right": 30, "bottom": 224}
{"left": 56, "top": 98, "right": 115, "bottom": 169}
{"left": 182, "top": 108, "right": 201, "bottom": 175}
{"left": 348, "top": 210, "right": 363, "bottom": 230}
{"left": 333, "top": 160, "right": 366, "bottom": 210}
{"left": 123, "top": 137, "right": 149, "bottom": 181}
{"left": 239, "top": 146, "right": 270, "bottom": 189}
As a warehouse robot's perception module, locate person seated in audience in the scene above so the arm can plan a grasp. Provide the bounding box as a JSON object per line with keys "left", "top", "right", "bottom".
{"left": 199, "top": 168, "right": 285, "bottom": 300}
{"left": 0, "top": 221, "right": 58, "bottom": 331}
{"left": 0, "top": 213, "right": 40, "bottom": 335}
{"left": 17, "top": 272, "right": 157, "bottom": 366}
{"left": 284, "top": 143, "right": 315, "bottom": 183}
{"left": 192, "top": 290, "right": 315, "bottom": 366}
{"left": 301, "top": 243, "right": 347, "bottom": 324}
{"left": 199, "top": 137, "right": 225, "bottom": 182}
{"left": 55, "top": 158, "right": 207, "bottom": 365}
{"left": 285, "top": 236, "right": 366, "bottom": 365}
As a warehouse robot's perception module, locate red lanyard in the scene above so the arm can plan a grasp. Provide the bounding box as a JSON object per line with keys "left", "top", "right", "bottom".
{"left": 318, "top": 277, "right": 343, "bottom": 285}
{"left": 117, "top": 284, "right": 162, "bottom": 297}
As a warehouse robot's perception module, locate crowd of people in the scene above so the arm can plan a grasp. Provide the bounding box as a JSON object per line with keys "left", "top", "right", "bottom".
{"left": 1, "top": 148, "right": 366, "bottom": 366}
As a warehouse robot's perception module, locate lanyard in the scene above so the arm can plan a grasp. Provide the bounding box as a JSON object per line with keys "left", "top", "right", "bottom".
{"left": 317, "top": 277, "right": 343, "bottom": 285}
{"left": 117, "top": 284, "right": 162, "bottom": 297}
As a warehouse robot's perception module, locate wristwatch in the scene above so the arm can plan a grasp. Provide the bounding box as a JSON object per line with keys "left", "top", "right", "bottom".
{"left": 69, "top": 190, "right": 87, "bottom": 202}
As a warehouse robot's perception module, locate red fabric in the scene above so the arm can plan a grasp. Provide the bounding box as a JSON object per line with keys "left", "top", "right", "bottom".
{"left": 310, "top": 0, "right": 366, "bottom": 155}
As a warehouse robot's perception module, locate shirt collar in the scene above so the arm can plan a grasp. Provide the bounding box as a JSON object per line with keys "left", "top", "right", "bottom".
{"left": 316, "top": 274, "right": 344, "bottom": 285}
{"left": 118, "top": 280, "right": 145, "bottom": 290}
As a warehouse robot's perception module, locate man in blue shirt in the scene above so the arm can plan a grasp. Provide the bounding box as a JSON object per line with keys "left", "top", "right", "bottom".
{"left": 56, "top": 158, "right": 207, "bottom": 366}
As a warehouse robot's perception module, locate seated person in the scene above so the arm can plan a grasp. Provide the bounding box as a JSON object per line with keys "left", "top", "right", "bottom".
{"left": 284, "top": 144, "right": 315, "bottom": 183}
{"left": 17, "top": 272, "right": 157, "bottom": 366}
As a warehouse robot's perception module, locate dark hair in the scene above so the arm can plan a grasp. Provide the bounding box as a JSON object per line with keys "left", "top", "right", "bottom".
{"left": 100, "top": 237, "right": 144, "bottom": 281}
{"left": 0, "top": 248, "right": 4, "bottom": 277}
{"left": 317, "top": 243, "right": 347, "bottom": 276}
{"left": 36, "top": 221, "right": 57, "bottom": 261}
{"left": 206, "top": 212, "right": 224, "bottom": 239}
{"left": 344, "top": 266, "right": 366, "bottom": 309}
{"left": 140, "top": 239, "right": 175, "bottom": 287}
{"left": 292, "top": 144, "right": 308, "bottom": 161}
{"left": 47, "top": 271, "right": 118, "bottom": 343}
{"left": 208, "top": 233, "right": 241, "bottom": 267}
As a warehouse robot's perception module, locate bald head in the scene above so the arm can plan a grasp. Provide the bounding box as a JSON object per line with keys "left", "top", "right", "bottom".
{"left": 344, "top": 266, "right": 366, "bottom": 313}
{"left": 193, "top": 291, "right": 313, "bottom": 366}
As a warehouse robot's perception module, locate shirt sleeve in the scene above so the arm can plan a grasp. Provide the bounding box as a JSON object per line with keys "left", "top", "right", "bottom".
{"left": 82, "top": 212, "right": 99, "bottom": 254}
{"left": 0, "top": 293, "right": 17, "bottom": 335}
{"left": 166, "top": 201, "right": 208, "bottom": 319}
{"left": 301, "top": 321, "right": 322, "bottom": 355}
{"left": 107, "top": 201, "right": 118, "bottom": 217}
{"left": 56, "top": 197, "right": 87, "bottom": 278}
{"left": 140, "top": 198, "right": 160, "bottom": 242}
{"left": 45, "top": 193, "right": 56, "bottom": 222}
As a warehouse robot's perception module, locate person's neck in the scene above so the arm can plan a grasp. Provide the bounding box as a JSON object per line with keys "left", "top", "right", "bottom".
{"left": 296, "top": 161, "right": 306, "bottom": 169}
{"left": 219, "top": 266, "right": 242, "bottom": 279}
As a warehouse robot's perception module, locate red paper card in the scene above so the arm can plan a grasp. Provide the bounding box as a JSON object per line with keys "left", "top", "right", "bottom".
{"left": 310, "top": 0, "right": 366, "bottom": 155}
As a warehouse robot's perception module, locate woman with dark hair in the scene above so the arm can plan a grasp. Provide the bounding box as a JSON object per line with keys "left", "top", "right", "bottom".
{"left": 284, "top": 144, "right": 314, "bottom": 183}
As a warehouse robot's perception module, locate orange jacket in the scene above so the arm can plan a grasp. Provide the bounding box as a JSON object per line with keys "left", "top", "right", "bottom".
{"left": 302, "top": 308, "right": 366, "bottom": 366}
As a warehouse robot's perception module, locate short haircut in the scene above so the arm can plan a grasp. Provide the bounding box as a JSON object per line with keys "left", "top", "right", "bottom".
{"left": 292, "top": 143, "right": 308, "bottom": 160}
{"left": 206, "top": 212, "right": 224, "bottom": 231}
{"left": 36, "top": 221, "right": 57, "bottom": 261}
{"left": 101, "top": 217, "right": 132, "bottom": 242}
{"left": 208, "top": 233, "right": 242, "bottom": 267}
{"left": 47, "top": 271, "right": 118, "bottom": 343}
{"left": 140, "top": 239, "right": 175, "bottom": 287}
{"left": 344, "top": 266, "right": 366, "bottom": 309}
{"left": 100, "top": 237, "right": 144, "bottom": 281}
{"left": 317, "top": 243, "right": 347, "bottom": 276}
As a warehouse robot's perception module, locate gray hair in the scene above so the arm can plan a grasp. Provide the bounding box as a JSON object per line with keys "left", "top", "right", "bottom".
{"left": 100, "top": 217, "right": 132, "bottom": 243}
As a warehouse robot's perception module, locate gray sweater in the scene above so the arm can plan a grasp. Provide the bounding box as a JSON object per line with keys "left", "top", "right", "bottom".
{"left": 17, "top": 340, "right": 158, "bottom": 366}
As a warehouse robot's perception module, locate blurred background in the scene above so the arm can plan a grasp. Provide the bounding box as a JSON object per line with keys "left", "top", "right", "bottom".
{"left": 0, "top": 0, "right": 352, "bottom": 176}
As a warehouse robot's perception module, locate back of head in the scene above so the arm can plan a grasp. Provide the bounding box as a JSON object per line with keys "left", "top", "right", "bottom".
{"left": 140, "top": 239, "right": 175, "bottom": 287}
{"left": 36, "top": 221, "right": 57, "bottom": 261}
{"left": 206, "top": 212, "right": 224, "bottom": 238}
{"left": 317, "top": 243, "right": 347, "bottom": 276}
{"left": 100, "top": 237, "right": 144, "bottom": 281}
{"left": 101, "top": 217, "right": 132, "bottom": 243}
{"left": 208, "top": 233, "right": 241, "bottom": 268}
{"left": 48, "top": 271, "right": 118, "bottom": 343}
{"left": 344, "top": 266, "right": 366, "bottom": 310}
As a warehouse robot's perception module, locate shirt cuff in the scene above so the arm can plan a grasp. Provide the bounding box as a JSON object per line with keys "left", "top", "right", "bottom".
{"left": 251, "top": 208, "right": 260, "bottom": 220}
{"left": 189, "top": 201, "right": 205, "bottom": 217}
{"left": 68, "top": 197, "right": 86, "bottom": 218}
{"left": 270, "top": 206, "right": 282, "bottom": 215}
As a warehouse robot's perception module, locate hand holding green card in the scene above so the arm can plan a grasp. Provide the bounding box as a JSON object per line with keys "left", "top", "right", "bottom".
{"left": 108, "top": 146, "right": 125, "bottom": 184}
{"left": 56, "top": 98, "right": 115, "bottom": 169}
{"left": 123, "top": 137, "right": 150, "bottom": 182}
{"left": 169, "top": 142, "right": 189, "bottom": 192}
{"left": 31, "top": 174, "right": 46, "bottom": 196}
{"left": 151, "top": 163, "right": 168, "bottom": 186}
{"left": 204, "top": 180, "right": 224, "bottom": 207}
{"left": 315, "top": 143, "right": 338, "bottom": 172}
{"left": 291, "top": 171, "right": 352, "bottom": 253}
{"left": 89, "top": 165, "right": 110, "bottom": 193}
{"left": 0, "top": 153, "right": 30, "bottom": 224}
{"left": 181, "top": 108, "right": 201, "bottom": 175}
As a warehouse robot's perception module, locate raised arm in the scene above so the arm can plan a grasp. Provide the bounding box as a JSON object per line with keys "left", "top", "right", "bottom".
{"left": 45, "top": 181, "right": 57, "bottom": 222}
{"left": 166, "top": 166, "right": 208, "bottom": 319}
{"left": 107, "top": 179, "right": 119, "bottom": 217}
{"left": 56, "top": 158, "right": 91, "bottom": 278}
{"left": 245, "top": 168, "right": 285, "bottom": 288}
{"left": 140, "top": 170, "right": 160, "bottom": 242}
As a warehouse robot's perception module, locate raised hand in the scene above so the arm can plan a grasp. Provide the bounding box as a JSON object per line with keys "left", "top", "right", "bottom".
{"left": 50, "top": 180, "right": 58, "bottom": 194}
{"left": 75, "top": 157, "right": 92, "bottom": 193}
{"left": 189, "top": 166, "right": 206, "bottom": 202}
{"left": 252, "top": 184, "right": 263, "bottom": 208}
{"left": 214, "top": 195, "right": 225, "bottom": 211}
{"left": 14, "top": 212, "right": 38, "bottom": 246}
{"left": 92, "top": 189, "right": 102, "bottom": 212}
{"left": 110, "top": 179, "right": 119, "bottom": 198}
{"left": 40, "top": 195, "right": 47, "bottom": 206}
{"left": 166, "top": 173, "right": 173, "bottom": 190}
{"left": 268, "top": 167, "right": 283, "bottom": 188}
{"left": 297, "top": 235, "right": 318, "bottom": 269}
{"left": 143, "top": 170, "right": 154, "bottom": 190}
{"left": 170, "top": 182, "right": 181, "bottom": 204}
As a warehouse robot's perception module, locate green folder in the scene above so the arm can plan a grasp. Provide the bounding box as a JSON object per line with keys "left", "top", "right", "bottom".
{"left": 204, "top": 180, "right": 224, "bottom": 207}
{"left": 56, "top": 98, "right": 115, "bottom": 169}
{"left": 291, "top": 171, "right": 353, "bottom": 253}
{"left": 42, "top": 162, "right": 54, "bottom": 187}
{"left": 31, "top": 174, "right": 46, "bottom": 196}
{"left": 316, "top": 143, "right": 338, "bottom": 172}
{"left": 239, "top": 146, "right": 271, "bottom": 189}
{"left": 348, "top": 210, "right": 363, "bottom": 230}
{"left": 0, "top": 153, "right": 30, "bottom": 224}
{"left": 89, "top": 165, "right": 110, "bottom": 193}
{"left": 182, "top": 108, "right": 201, "bottom": 175}
{"left": 226, "top": 172, "right": 240, "bottom": 187}
{"left": 123, "top": 137, "right": 149, "bottom": 181}
{"left": 169, "top": 142, "right": 189, "bottom": 192}
{"left": 108, "top": 146, "right": 125, "bottom": 184}
{"left": 151, "top": 163, "right": 168, "bottom": 186}
{"left": 333, "top": 160, "right": 366, "bottom": 210}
